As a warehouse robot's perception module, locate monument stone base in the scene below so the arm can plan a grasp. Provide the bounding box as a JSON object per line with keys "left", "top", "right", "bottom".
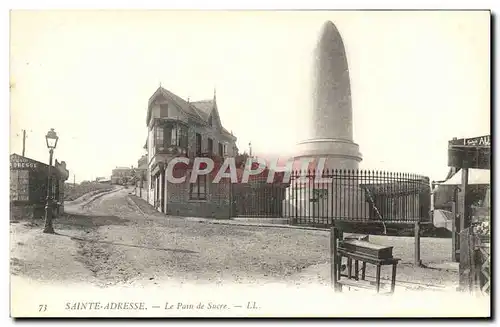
{"left": 282, "top": 180, "right": 372, "bottom": 224}
{"left": 295, "top": 138, "right": 362, "bottom": 170}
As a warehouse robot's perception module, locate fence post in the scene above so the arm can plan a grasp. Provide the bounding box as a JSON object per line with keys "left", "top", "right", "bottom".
{"left": 414, "top": 221, "right": 421, "bottom": 266}
{"left": 459, "top": 168, "right": 470, "bottom": 232}
{"left": 452, "top": 186, "right": 461, "bottom": 262}
{"left": 459, "top": 227, "right": 473, "bottom": 292}
{"left": 330, "top": 226, "right": 338, "bottom": 290}
{"left": 451, "top": 201, "right": 457, "bottom": 262}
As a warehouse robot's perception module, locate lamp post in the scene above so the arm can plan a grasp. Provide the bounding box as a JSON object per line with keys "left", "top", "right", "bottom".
{"left": 43, "top": 128, "right": 59, "bottom": 234}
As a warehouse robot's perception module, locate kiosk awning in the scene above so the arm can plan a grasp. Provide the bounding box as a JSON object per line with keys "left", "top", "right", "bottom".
{"left": 440, "top": 168, "right": 490, "bottom": 185}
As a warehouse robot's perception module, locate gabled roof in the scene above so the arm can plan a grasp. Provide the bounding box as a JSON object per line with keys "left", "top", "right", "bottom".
{"left": 191, "top": 99, "right": 233, "bottom": 136}
{"left": 190, "top": 100, "right": 213, "bottom": 120}
{"left": 10, "top": 153, "right": 69, "bottom": 180}
{"left": 147, "top": 87, "right": 205, "bottom": 125}
{"left": 146, "top": 87, "right": 235, "bottom": 139}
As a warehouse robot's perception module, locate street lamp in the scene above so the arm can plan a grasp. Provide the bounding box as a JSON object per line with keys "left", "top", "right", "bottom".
{"left": 43, "top": 128, "right": 59, "bottom": 234}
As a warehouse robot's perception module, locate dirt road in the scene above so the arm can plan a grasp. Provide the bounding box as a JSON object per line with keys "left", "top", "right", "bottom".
{"left": 10, "top": 188, "right": 458, "bottom": 291}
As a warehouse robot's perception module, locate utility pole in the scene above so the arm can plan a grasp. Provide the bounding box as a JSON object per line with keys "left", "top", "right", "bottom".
{"left": 73, "top": 174, "right": 76, "bottom": 186}
{"left": 22, "top": 129, "right": 26, "bottom": 156}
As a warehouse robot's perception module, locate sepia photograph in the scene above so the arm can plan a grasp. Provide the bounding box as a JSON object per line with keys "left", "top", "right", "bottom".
{"left": 8, "top": 8, "right": 491, "bottom": 318}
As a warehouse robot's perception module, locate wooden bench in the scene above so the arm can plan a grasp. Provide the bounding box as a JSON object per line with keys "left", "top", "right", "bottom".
{"left": 330, "top": 228, "right": 400, "bottom": 294}
{"left": 336, "top": 248, "right": 400, "bottom": 294}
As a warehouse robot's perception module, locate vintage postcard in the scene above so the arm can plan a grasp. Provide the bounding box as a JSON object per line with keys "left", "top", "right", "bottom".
{"left": 9, "top": 10, "right": 491, "bottom": 318}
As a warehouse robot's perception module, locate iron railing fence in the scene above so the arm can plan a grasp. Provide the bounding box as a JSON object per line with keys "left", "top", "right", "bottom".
{"left": 231, "top": 169, "right": 431, "bottom": 225}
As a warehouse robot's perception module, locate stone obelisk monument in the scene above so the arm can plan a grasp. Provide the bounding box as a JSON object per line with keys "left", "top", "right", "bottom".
{"left": 295, "top": 20, "right": 362, "bottom": 170}
{"left": 285, "top": 21, "right": 368, "bottom": 222}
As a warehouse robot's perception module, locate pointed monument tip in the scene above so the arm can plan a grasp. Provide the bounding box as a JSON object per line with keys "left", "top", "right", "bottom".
{"left": 320, "top": 20, "right": 340, "bottom": 35}
{"left": 322, "top": 20, "right": 335, "bottom": 27}
{"left": 316, "top": 19, "right": 345, "bottom": 50}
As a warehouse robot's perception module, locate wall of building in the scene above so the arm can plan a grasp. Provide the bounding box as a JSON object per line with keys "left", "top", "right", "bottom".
{"left": 134, "top": 186, "right": 148, "bottom": 203}
{"left": 166, "top": 171, "right": 232, "bottom": 219}
{"left": 11, "top": 203, "right": 42, "bottom": 220}
{"left": 148, "top": 184, "right": 154, "bottom": 207}
{"left": 138, "top": 155, "right": 148, "bottom": 170}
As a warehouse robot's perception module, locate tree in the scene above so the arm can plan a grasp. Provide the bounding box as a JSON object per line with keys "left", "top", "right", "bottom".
{"left": 235, "top": 151, "right": 250, "bottom": 169}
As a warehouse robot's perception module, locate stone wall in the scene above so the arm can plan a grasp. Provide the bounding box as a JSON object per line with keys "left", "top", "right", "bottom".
{"left": 10, "top": 203, "right": 46, "bottom": 221}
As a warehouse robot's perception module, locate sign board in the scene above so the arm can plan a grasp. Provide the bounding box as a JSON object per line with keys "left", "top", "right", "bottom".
{"left": 449, "top": 135, "right": 490, "bottom": 147}
{"left": 464, "top": 135, "right": 490, "bottom": 147}
{"left": 448, "top": 135, "right": 491, "bottom": 169}
{"left": 10, "top": 156, "right": 39, "bottom": 170}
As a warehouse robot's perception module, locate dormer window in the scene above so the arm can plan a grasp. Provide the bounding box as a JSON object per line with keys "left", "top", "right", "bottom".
{"left": 160, "top": 104, "right": 168, "bottom": 117}
{"left": 208, "top": 115, "right": 213, "bottom": 126}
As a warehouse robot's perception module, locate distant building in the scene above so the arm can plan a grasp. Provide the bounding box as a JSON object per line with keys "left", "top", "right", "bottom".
{"left": 145, "top": 86, "right": 238, "bottom": 217}
{"left": 111, "top": 166, "right": 134, "bottom": 185}
{"left": 134, "top": 155, "right": 148, "bottom": 200}
{"left": 10, "top": 154, "right": 69, "bottom": 220}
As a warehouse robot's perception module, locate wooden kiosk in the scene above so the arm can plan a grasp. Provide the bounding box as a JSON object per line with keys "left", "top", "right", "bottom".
{"left": 447, "top": 135, "right": 490, "bottom": 293}
{"left": 10, "top": 154, "right": 69, "bottom": 220}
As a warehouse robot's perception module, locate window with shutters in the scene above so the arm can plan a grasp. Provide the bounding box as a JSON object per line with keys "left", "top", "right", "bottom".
{"left": 218, "top": 143, "right": 224, "bottom": 157}
{"left": 170, "top": 127, "right": 177, "bottom": 147}
{"left": 189, "top": 174, "right": 207, "bottom": 200}
{"left": 196, "top": 133, "right": 202, "bottom": 155}
{"left": 179, "top": 126, "right": 188, "bottom": 148}
{"left": 165, "top": 124, "right": 188, "bottom": 148}
{"left": 160, "top": 104, "right": 169, "bottom": 117}
{"left": 207, "top": 138, "right": 213, "bottom": 155}
{"left": 155, "top": 126, "right": 164, "bottom": 147}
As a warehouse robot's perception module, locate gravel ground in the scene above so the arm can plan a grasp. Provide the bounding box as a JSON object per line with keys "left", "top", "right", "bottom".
{"left": 10, "top": 188, "right": 458, "bottom": 292}
{"left": 10, "top": 221, "right": 97, "bottom": 284}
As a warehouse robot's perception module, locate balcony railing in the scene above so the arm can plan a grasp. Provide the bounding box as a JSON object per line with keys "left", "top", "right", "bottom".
{"left": 155, "top": 144, "right": 188, "bottom": 156}
{"left": 202, "top": 152, "right": 227, "bottom": 162}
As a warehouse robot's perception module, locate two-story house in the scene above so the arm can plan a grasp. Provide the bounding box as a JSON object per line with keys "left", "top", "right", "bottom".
{"left": 145, "top": 86, "right": 238, "bottom": 218}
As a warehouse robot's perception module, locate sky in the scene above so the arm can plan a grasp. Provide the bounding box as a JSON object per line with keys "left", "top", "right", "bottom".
{"left": 9, "top": 10, "right": 490, "bottom": 183}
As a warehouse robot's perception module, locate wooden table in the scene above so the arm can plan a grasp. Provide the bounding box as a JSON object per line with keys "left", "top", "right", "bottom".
{"left": 335, "top": 248, "right": 401, "bottom": 294}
